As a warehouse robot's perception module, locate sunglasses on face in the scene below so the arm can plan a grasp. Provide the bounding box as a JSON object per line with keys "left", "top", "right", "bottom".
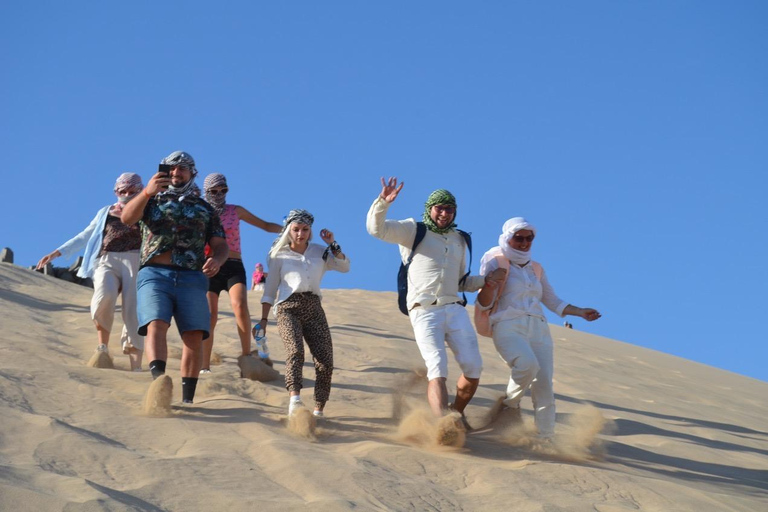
{"left": 512, "top": 234, "right": 535, "bottom": 243}
{"left": 433, "top": 205, "right": 456, "bottom": 214}
{"left": 208, "top": 188, "right": 228, "bottom": 196}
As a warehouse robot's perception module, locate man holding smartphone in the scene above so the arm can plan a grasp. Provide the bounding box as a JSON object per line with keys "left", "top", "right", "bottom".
{"left": 122, "top": 150, "right": 229, "bottom": 405}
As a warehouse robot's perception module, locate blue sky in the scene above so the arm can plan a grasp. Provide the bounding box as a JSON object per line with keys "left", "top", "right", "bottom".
{"left": 2, "top": 2, "right": 766, "bottom": 381}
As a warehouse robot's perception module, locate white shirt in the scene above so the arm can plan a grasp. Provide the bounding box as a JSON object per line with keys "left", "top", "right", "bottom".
{"left": 262, "top": 243, "right": 350, "bottom": 306}
{"left": 478, "top": 249, "right": 568, "bottom": 324}
{"left": 366, "top": 197, "right": 484, "bottom": 311}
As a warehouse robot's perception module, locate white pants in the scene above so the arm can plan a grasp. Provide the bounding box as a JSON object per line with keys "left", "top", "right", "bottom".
{"left": 409, "top": 303, "right": 482, "bottom": 380}
{"left": 493, "top": 316, "right": 555, "bottom": 436}
{"left": 90, "top": 251, "right": 143, "bottom": 351}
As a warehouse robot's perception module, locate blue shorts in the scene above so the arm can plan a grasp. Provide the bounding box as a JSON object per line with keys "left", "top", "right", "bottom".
{"left": 136, "top": 265, "right": 211, "bottom": 339}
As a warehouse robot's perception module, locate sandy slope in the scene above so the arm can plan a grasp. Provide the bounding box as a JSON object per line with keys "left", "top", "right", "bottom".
{"left": 1, "top": 262, "right": 766, "bottom": 511}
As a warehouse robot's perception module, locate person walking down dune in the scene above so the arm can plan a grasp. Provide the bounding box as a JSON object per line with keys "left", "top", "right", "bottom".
{"left": 251, "top": 263, "right": 267, "bottom": 291}
{"left": 259, "top": 209, "right": 350, "bottom": 418}
{"left": 476, "top": 217, "right": 601, "bottom": 440}
{"left": 36, "top": 173, "right": 146, "bottom": 371}
{"left": 366, "top": 178, "right": 506, "bottom": 425}
{"left": 121, "top": 151, "right": 229, "bottom": 405}
{"left": 200, "top": 173, "right": 282, "bottom": 374}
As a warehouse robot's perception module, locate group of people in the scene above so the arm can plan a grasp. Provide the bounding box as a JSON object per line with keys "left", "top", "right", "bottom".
{"left": 367, "top": 177, "right": 600, "bottom": 440}
{"left": 37, "top": 152, "right": 600, "bottom": 440}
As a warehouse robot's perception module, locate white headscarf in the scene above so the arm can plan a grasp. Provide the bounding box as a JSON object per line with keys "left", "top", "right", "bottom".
{"left": 499, "top": 217, "right": 537, "bottom": 266}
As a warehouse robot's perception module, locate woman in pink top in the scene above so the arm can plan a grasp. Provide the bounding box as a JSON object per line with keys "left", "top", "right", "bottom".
{"left": 201, "top": 173, "right": 282, "bottom": 374}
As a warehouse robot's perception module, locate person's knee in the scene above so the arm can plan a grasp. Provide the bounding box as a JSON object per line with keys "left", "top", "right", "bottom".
{"left": 230, "top": 295, "right": 248, "bottom": 313}
{"left": 457, "top": 353, "right": 483, "bottom": 380}
{"left": 426, "top": 363, "right": 448, "bottom": 381}
{"left": 314, "top": 350, "right": 333, "bottom": 371}
{"left": 181, "top": 330, "right": 204, "bottom": 347}
{"left": 510, "top": 353, "right": 539, "bottom": 378}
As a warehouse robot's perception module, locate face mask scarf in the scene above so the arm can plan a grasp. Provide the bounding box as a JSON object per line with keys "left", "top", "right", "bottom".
{"left": 422, "top": 189, "right": 457, "bottom": 234}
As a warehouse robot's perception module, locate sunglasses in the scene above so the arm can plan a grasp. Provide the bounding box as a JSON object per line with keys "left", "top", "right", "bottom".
{"left": 433, "top": 205, "right": 456, "bottom": 214}
{"left": 208, "top": 188, "right": 229, "bottom": 196}
{"left": 512, "top": 234, "right": 535, "bottom": 243}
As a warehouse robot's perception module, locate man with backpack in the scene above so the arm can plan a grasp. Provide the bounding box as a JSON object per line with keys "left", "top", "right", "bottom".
{"left": 366, "top": 177, "right": 505, "bottom": 421}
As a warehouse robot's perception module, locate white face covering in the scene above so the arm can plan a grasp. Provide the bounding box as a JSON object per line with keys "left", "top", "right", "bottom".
{"left": 498, "top": 217, "right": 537, "bottom": 266}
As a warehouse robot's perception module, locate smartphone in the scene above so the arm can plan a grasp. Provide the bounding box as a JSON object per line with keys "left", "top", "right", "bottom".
{"left": 158, "top": 163, "right": 172, "bottom": 177}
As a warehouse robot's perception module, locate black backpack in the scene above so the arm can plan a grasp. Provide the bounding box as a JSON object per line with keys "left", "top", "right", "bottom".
{"left": 397, "top": 222, "right": 473, "bottom": 315}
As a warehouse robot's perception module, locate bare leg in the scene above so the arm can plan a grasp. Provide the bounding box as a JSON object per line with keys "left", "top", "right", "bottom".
{"left": 128, "top": 348, "right": 144, "bottom": 370}
{"left": 202, "top": 291, "right": 219, "bottom": 369}
{"left": 180, "top": 330, "right": 204, "bottom": 378}
{"left": 451, "top": 374, "right": 479, "bottom": 414}
{"left": 96, "top": 325, "right": 110, "bottom": 346}
{"left": 427, "top": 377, "right": 449, "bottom": 417}
{"left": 145, "top": 321, "right": 170, "bottom": 363}
{"left": 228, "top": 283, "right": 252, "bottom": 356}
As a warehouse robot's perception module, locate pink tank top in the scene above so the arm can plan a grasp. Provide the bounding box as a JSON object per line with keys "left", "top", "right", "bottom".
{"left": 220, "top": 204, "right": 241, "bottom": 254}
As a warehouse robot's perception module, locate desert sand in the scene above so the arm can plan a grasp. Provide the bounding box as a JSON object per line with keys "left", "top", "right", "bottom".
{"left": 1, "top": 261, "right": 766, "bottom": 511}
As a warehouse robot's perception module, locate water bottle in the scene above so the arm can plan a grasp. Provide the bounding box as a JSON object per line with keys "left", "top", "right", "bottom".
{"left": 252, "top": 323, "right": 270, "bottom": 360}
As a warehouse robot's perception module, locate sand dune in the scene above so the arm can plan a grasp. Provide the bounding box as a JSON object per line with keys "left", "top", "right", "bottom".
{"left": 1, "top": 262, "right": 766, "bottom": 511}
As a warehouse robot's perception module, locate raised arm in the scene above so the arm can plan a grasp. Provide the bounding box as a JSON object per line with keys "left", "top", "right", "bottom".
{"left": 236, "top": 206, "right": 282, "bottom": 233}
{"left": 366, "top": 177, "right": 416, "bottom": 246}
{"left": 320, "top": 228, "right": 351, "bottom": 272}
{"left": 121, "top": 172, "right": 170, "bottom": 225}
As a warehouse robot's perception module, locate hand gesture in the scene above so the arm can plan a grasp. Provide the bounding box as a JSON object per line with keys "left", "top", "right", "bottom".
{"left": 320, "top": 228, "right": 335, "bottom": 244}
{"left": 380, "top": 177, "right": 404, "bottom": 203}
{"left": 144, "top": 171, "right": 171, "bottom": 197}
{"left": 580, "top": 308, "right": 602, "bottom": 322}
{"left": 483, "top": 267, "right": 507, "bottom": 288}
{"left": 36, "top": 250, "right": 61, "bottom": 270}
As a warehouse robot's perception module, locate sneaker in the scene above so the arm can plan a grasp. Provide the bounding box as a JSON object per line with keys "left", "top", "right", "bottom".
{"left": 132, "top": 368, "right": 143, "bottom": 373}
{"left": 313, "top": 410, "right": 324, "bottom": 418}
{"left": 288, "top": 399, "right": 305, "bottom": 417}
{"left": 199, "top": 368, "right": 211, "bottom": 375}
{"left": 182, "top": 399, "right": 193, "bottom": 404}
{"left": 96, "top": 344, "right": 109, "bottom": 353}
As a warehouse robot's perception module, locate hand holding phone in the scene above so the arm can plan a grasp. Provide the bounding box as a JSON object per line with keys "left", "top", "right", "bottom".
{"left": 158, "top": 163, "right": 172, "bottom": 177}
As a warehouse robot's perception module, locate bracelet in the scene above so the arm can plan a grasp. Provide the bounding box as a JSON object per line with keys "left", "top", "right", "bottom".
{"left": 260, "top": 317, "right": 268, "bottom": 322}
{"left": 329, "top": 241, "right": 341, "bottom": 254}
{"left": 143, "top": 189, "right": 151, "bottom": 199}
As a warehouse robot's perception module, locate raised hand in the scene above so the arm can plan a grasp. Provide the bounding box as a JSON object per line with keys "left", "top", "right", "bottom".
{"left": 320, "top": 229, "right": 335, "bottom": 245}
{"left": 144, "top": 172, "right": 171, "bottom": 197}
{"left": 380, "top": 176, "right": 404, "bottom": 203}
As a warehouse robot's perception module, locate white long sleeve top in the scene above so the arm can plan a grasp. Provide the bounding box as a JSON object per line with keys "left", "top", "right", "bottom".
{"left": 477, "top": 249, "right": 568, "bottom": 324}
{"left": 261, "top": 242, "right": 350, "bottom": 306}
{"left": 366, "top": 196, "right": 484, "bottom": 311}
